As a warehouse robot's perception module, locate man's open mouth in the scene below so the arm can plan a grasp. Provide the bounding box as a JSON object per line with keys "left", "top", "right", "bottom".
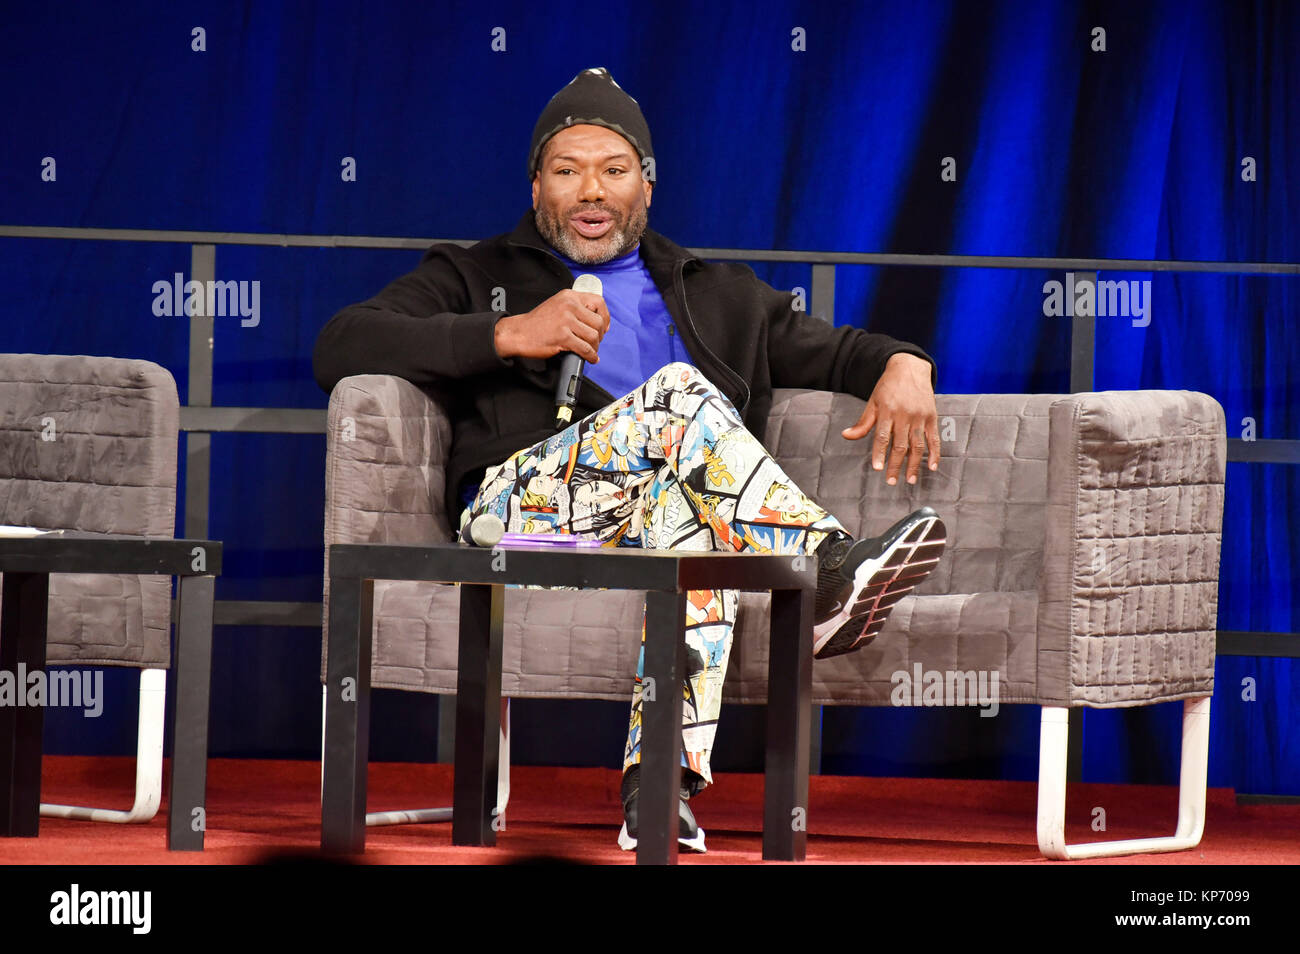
{"left": 570, "top": 211, "right": 614, "bottom": 239}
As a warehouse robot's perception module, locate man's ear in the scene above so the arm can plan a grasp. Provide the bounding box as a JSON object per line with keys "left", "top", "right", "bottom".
{"left": 531, "top": 174, "right": 540, "bottom": 210}
{"left": 643, "top": 178, "right": 653, "bottom": 209}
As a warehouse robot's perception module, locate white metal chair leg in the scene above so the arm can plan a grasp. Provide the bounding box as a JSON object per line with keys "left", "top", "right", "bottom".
{"left": 320, "top": 684, "right": 327, "bottom": 800}
{"left": 497, "top": 697, "right": 510, "bottom": 813}
{"left": 357, "top": 697, "right": 511, "bottom": 827}
{"left": 1036, "top": 697, "right": 1210, "bottom": 859}
{"left": 40, "top": 668, "right": 165, "bottom": 823}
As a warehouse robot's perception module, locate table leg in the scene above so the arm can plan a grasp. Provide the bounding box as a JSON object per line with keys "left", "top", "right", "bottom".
{"left": 452, "top": 583, "right": 503, "bottom": 846}
{"left": 0, "top": 572, "right": 49, "bottom": 838}
{"left": 321, "top": 575, "right": 374, "bottom": 853}
{"left": 764, "top": 587, "right": 812, "bottom": 861}
{"left": 638, "top": 591, "right": 687, "bottom": 866}
{"left": 168, "top": 573, "right": 215, "bottom": 850}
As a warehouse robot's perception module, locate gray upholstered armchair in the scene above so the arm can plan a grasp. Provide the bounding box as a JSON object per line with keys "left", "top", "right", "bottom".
{"left": 0, "top": 353, "right": 179, "bottom": 824}
{"left": 323, "top": 375, "right": 1225, "bottom": 859}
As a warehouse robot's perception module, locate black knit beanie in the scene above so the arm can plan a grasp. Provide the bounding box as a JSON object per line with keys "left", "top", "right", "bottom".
{"left": 528, "top": 68, "right": 654, "bottom": 179}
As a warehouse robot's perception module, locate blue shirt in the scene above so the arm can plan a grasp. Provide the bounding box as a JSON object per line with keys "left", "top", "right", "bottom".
{"left": 556, "top": 245, "right": 682, "bottom": 400}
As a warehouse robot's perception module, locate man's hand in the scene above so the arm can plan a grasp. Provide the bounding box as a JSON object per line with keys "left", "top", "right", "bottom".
{"left": 841, "top": 352, "right": 940, "bottom": 486}
{"left": 494, "top": 289, "right": 610, "bottom": 363}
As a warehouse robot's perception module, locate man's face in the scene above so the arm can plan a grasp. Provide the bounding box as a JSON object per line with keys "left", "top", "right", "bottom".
{"left": 532, "top": 124, "right": 653, "bottom": 265}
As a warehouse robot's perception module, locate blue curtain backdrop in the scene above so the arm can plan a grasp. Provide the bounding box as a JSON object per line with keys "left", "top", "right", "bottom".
{"left": 0, "top": 0, "right": 1295, "bottom": 794}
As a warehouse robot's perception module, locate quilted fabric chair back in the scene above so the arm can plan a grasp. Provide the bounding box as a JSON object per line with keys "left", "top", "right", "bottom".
{"left": 0, "top": 354, "right": 179, "bottom": 667}
{"left": 764, "top": 390, "right": 1053, "bottom": 597}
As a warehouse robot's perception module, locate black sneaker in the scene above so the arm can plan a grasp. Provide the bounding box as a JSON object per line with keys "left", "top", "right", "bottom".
{"left": 812, "top": 507, "right": 947, "bottom": 659}
{"left": 616, "top": 765, "right": 707, "bottom": 853}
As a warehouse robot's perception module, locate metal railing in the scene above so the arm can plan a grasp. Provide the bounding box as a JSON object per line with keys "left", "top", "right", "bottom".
{"left": 3, "top": 224, "right": 1298, "bottom": 658}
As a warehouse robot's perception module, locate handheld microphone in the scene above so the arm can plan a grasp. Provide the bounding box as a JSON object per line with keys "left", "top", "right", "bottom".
{"left": 555, "top": 273, "right": 603, "bottom": 426}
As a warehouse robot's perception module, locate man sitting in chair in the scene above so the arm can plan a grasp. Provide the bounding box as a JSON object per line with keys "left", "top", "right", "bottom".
{"left": 313, "top": 67, "right": 947, "bottom": 853}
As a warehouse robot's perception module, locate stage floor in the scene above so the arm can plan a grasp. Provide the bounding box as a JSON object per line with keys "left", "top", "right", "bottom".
{"left": 4, "top": 756, "right": 1297, "bottom": 865}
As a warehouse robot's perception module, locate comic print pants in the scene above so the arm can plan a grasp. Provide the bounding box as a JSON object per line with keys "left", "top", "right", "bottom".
{"left": 467, "top": 362, "right": 846, "bottom": 787}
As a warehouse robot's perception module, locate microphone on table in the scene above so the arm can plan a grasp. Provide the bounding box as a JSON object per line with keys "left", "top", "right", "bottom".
{"left": 555, "top": 273, "right": 603, "bottom": 427}
{"left": 459, "top": 510, "right": 505, "bottom": 547}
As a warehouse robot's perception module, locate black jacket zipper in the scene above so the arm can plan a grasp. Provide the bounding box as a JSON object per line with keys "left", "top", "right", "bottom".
{"left": 673, "top": 258, "right": 751, "bottom": 415}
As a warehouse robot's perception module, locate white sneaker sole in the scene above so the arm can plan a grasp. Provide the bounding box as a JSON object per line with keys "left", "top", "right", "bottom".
{"left": 617, "top": 822, "right": 707, "bottom": 853}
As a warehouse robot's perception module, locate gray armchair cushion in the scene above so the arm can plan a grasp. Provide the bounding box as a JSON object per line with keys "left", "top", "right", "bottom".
{"left": 726, "top": 391, "right": 1051, "bottom": 706}
{"left": 0, "top": 354, "right": 179, "bottom": 667}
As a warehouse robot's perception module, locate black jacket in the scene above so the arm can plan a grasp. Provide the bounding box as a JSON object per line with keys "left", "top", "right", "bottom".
{"left": 313, "top": 211, "right": 936, "bottom": 522}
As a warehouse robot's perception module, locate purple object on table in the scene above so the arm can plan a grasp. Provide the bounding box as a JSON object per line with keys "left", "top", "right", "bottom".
{"left": 496, "top": 532, "right": 606, "bottom": 549}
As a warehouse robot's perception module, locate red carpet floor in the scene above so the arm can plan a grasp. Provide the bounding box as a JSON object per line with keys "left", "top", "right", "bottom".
{"left": 4, "top": 756, "right": 1298, "bottom": 865}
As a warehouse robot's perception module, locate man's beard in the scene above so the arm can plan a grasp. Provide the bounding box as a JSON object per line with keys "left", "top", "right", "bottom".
{"left": 535, "top": 202, "right": 648, "bottom": 265}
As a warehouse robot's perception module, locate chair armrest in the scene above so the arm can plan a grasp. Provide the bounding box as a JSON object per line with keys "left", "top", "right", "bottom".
{"left": 324, "top": 374, "right": 455, "bottom": 548}
{"left": 1036, "top": 390, "right": 1227, "bottom": 706}
{"left": 321, "top": 375, "right": 455, "bottom": 665}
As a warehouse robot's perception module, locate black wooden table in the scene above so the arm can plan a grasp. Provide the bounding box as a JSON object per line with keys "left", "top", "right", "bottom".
{"left": 322, "top": 542, "right": 816, "bottom": 864}
{"left": 0, "top": 533, "right": 221, "bottom": 850}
